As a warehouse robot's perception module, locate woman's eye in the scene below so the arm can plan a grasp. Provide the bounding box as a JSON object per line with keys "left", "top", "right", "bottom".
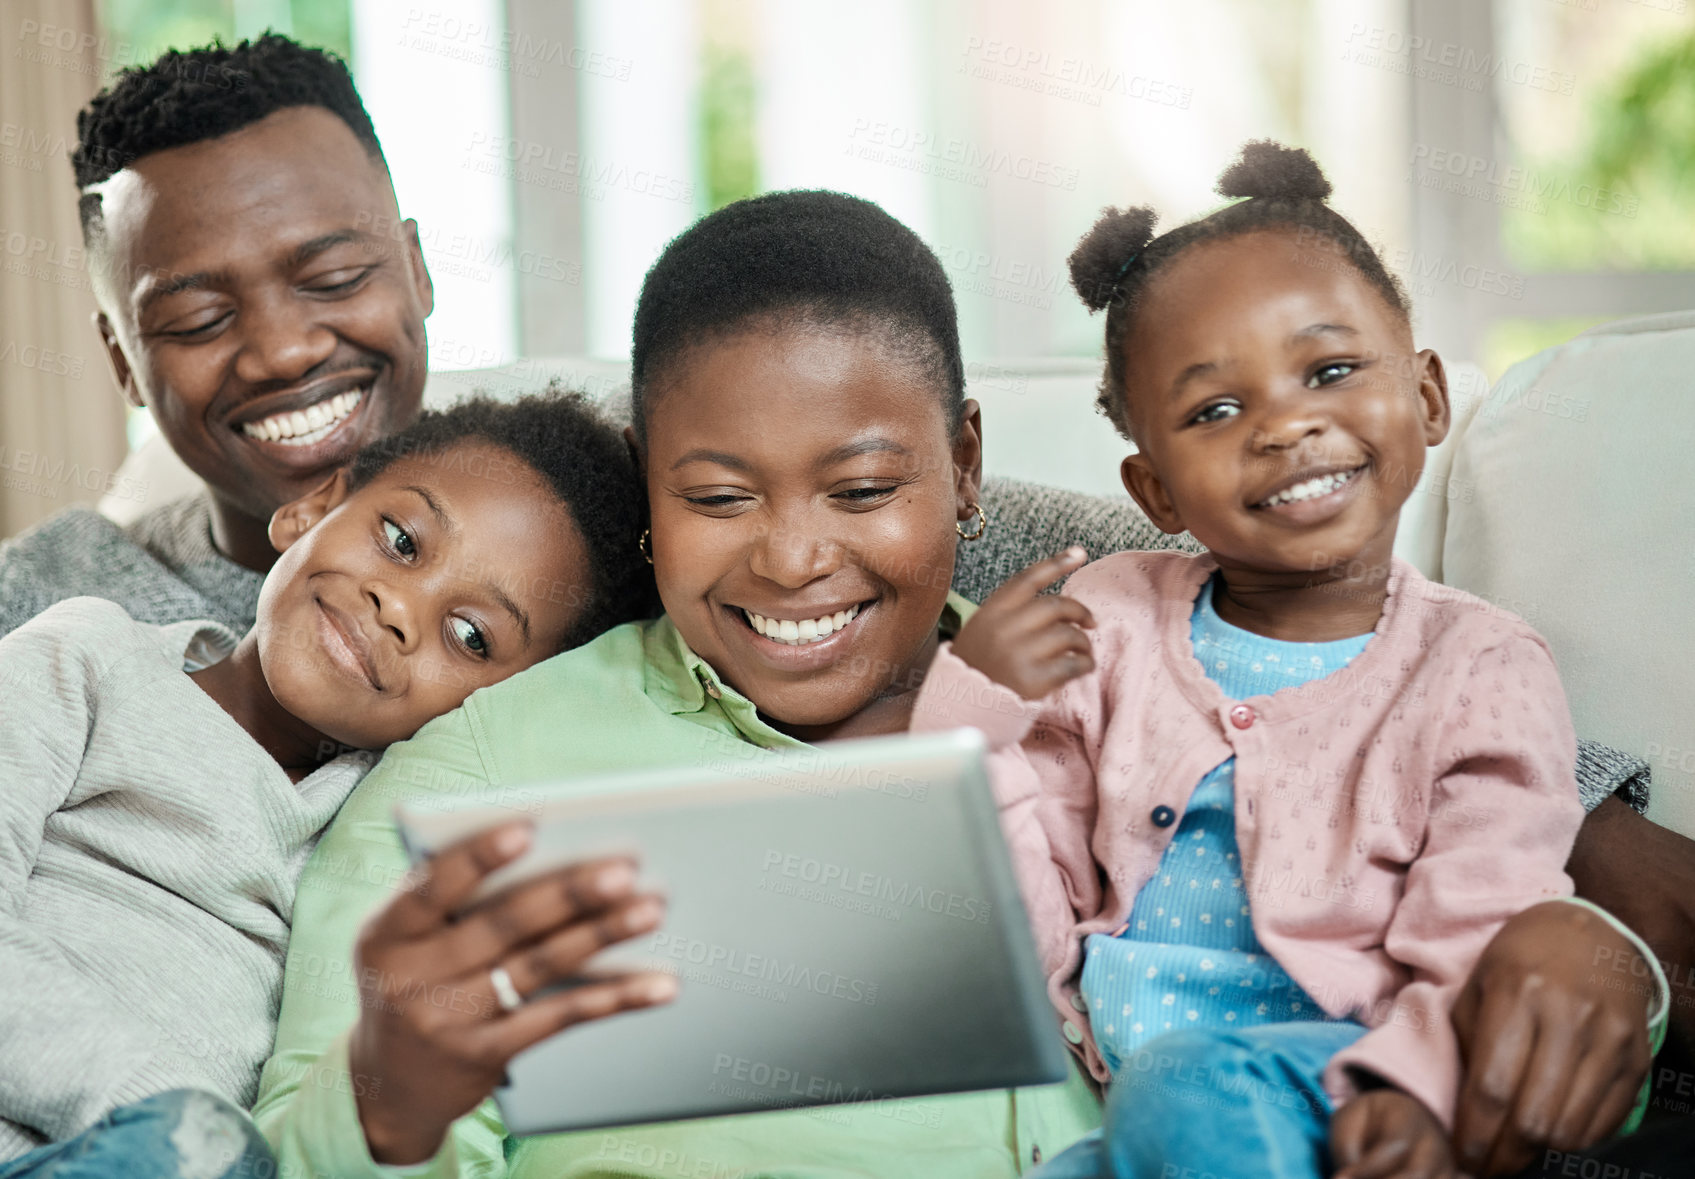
{"left": 835, "top": 485, "right": 898, "bottom": 502}
{"left": 684, "top": 494, "right": 749, "bottom": 507}
{"left": 450, "top": 616, "right": 489, "bottom": 657}
{"left": 1308, "top": 362, "right": 1358, "bottom": 388}
{"left": 1191, "top": 401, "right": 1240, "bottom": 425}
{"left": 382, "top": 519, "right": 417, "bottom": 559}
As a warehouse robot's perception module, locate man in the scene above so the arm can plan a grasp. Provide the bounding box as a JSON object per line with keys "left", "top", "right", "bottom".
{"left": 0, "top": 34, "right": 432, "bottom": 639}
{"left": 0, "top": 36, "right": 428, "bottom": 1176}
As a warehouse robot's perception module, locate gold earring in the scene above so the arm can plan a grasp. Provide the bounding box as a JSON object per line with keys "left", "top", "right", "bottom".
{"left": 956, "top": 503, "right": 987, "bottom": 541}
{"left": 638, "top": 528, "right": 653, "bottom": 564}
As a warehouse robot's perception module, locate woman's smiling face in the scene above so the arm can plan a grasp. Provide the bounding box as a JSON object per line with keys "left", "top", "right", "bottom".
{"left": 641, "top": 322, "right": 981, "bottom": 741}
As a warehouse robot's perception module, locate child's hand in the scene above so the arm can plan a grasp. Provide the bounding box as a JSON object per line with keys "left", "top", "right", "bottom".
{"left": 1331, "top": 1089, "right": 1457, "bottom": 1179}
{"left": 347, "top": 823, "right": 677, "bottom": 1165}
{"left": 950, "top": 547, "right": 1095, "bottom": 701}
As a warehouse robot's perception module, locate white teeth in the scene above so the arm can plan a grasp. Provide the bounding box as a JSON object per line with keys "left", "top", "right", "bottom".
{"left": 744, "top": 604, "right": 862, "bottom": 646}
{"left": 1260, "top": 467, "right": 1360, "bottom": 508}
{"left": 241, "top": 388, "right": 366, "bottom": 444}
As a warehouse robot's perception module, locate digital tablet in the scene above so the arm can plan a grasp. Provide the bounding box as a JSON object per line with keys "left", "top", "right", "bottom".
{"left": 393, "top": 728, "right": 1070, "bottom": 1135}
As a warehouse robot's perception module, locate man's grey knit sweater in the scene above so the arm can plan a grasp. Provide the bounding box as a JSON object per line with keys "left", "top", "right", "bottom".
{"left": 0, "top": 596, "right": 371, "bottom": 1161}
{"left": 0, "top": 496, "right": 263, "bottom": 641}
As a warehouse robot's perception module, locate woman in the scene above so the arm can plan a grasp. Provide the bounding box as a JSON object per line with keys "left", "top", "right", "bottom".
{"left": 252, "top": 191, "right": 1660, "bottom": 1179}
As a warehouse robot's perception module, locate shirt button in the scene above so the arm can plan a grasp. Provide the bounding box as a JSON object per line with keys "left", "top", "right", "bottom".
{"left": 1230, "top": 703, "right": 1255, "bottom": 729}
{"left": 1062, "top": 1021, "right": 1084, "bottom": 1044}
{"left": 1151, "top": 805, "right": 1176, "bottom": 828}
{"left": 1070, "top": 992, "right": 1088, "bottom": 1012}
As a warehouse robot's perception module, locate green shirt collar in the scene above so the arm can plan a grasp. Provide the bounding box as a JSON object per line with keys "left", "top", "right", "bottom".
{"left": 640, "top": 592, "right": 977, "bottom": 742}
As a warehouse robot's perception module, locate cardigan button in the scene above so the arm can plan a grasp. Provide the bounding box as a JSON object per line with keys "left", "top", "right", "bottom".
{"left": 1229, "top": 703, "right": 1255, "bottom": 729}
{"left": 1151, "top": 805, "right": 1176, "bottom": 828}
{"left": 1070, "top": 992, "right": 1089, "bottom": 1012}
{"left": 1062, "top": 1021, "right": 1084, "bottom": 1044}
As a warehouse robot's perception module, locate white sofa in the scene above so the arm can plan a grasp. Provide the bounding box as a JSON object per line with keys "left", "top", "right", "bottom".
{"left": 100, "top": 337, "right": 1689, "bottom": 836}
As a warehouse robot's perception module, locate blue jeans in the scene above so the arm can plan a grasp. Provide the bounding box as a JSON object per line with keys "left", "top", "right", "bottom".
{"left": 0, "top": 1091, "right": 276, "bottom": 1179}
{"left": 1030, "top": 1021, "right": 1368, "bottom": 1179}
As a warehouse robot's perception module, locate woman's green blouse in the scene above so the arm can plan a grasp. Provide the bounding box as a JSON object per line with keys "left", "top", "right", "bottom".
{"left": 253, "top": 599, "right": 1102, "bottom": 1179}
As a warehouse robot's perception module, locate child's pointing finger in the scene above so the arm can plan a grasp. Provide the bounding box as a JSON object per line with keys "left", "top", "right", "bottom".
{"left": 991, "top": 546, "right": 1090, "bottom": 605}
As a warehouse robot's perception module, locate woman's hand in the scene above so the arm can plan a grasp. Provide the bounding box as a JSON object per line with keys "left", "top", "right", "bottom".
{"left": 950, "top": 547, "right": 1094, "bottom": 701}
{"left": 347, "top": 822, "right": 677, "bottom": 1165}
{"left": 1331, "top": 1088, "right": 1456, "bottom": 1179}
{"left": 1448, "top": 899, "right": 1653, "bottom": 1176}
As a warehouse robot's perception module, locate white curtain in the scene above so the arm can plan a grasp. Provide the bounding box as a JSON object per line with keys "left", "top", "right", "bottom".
{"left": 0, "top": 0, "right": 129, "bottom": 539}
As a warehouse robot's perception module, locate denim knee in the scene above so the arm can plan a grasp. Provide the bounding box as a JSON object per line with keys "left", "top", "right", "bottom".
{"left": 123, "top": 1091, "right": 274, "bottom": 1179}
{"left": 1110, "top": 1028, "right": 1326, "bottom": 1127}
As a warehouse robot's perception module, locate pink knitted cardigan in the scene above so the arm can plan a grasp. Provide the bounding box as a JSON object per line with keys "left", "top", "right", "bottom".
{"left": 912, "top": 550, "right": 1583, "bottom": 1125}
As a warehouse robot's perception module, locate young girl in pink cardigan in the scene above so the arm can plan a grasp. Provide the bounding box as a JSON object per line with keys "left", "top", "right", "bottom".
{"left": 912, "top": 143, "right": 1586, "bottom": 1179}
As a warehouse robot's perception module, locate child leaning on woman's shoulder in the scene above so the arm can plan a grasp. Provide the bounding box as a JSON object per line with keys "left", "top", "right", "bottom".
{"left": 0, "top": 390, "right": 652, "bottom": 1178}
{"left": 913, "top": 143, "right": 1656, "bottom": 1179}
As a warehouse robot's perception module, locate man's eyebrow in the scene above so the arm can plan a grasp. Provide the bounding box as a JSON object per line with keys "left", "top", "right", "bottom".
{"left": 133, "top": 230, "right": 372, "bottom": 317}
{"left": 670, "top": 448, "right": 750, "bottom": 473}
{"left": 401, "top": 485, "right": 455, "bottom": 535}
{"left": 1290, "top": 322, "right": 1358, "bottom": 343}
{"left": 817, "top": 437, "right": 910, "bottom": 466}
{"left": 136, "top": 269, "right": 231, "bottom": 315}
{"left": 287, "top": 230, "right": 366, "bottom": 269}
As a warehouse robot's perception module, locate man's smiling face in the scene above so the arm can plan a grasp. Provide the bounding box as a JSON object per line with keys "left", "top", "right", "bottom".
{"left": 90, "top": 105, "right": 433, "bottom": 557}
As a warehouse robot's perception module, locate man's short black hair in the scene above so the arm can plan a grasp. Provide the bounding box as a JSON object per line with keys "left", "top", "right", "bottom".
{"left": 629, "top": 189, "right": 965, "bottom": 441}
{"left": 347, "top": 387, "right": 657, "bottom": 652}
{"left": 73, "top": 33, "right": 385, "bottom": 244}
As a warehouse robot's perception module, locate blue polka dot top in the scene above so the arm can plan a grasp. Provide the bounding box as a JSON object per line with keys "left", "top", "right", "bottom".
{"left": 1079, "top": 575, "right": 1374, "bottom": 1074}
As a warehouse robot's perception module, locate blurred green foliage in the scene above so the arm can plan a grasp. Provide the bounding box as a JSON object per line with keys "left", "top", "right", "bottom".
{"left": 699, "top": 40, "right": 759, "bottom": 212}
{"left": 96, "top": 0, "right": 351, "bottom": 79}
{"left": 1503, "top": 27, "right": 1695, "bottom": 271}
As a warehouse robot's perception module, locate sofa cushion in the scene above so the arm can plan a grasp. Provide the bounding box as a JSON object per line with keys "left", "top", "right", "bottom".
{"left": 1444, "top": 311, "right": 1695, "bottom": 837}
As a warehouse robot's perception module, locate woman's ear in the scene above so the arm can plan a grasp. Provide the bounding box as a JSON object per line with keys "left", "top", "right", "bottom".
{"left": 268, "top": 470, "right": 350, "bottom": 554}
{"left": 952, "top": 398, "right": 985, "bottom": 520}
{"left": 1121, "top": 452, "right": 1186, "bottom": 535}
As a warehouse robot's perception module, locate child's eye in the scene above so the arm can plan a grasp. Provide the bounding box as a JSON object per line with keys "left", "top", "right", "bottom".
{"left": 382, "top": 519, "right": 417, "bottom": 559}
{"left": 1190, "top": 401, "right": 1241, "bottom": 425}
{"left": 1307, "top": 362, "right": 1358, "bottom": 388}
{"left": 449, "top": 616, "right": 489, "bottom": 657}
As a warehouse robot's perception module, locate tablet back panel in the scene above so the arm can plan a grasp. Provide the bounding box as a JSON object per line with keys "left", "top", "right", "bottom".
{"left": 397, "top": 729, "right": 1069, "bottom": 1134}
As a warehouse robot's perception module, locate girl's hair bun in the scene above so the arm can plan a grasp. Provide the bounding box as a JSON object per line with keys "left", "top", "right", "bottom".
{"left": 1068, "top": 205, "right": 1158, "bottom": 312}
{"left": 1215, "top": 140, "right": 1332, "bottom": 202}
